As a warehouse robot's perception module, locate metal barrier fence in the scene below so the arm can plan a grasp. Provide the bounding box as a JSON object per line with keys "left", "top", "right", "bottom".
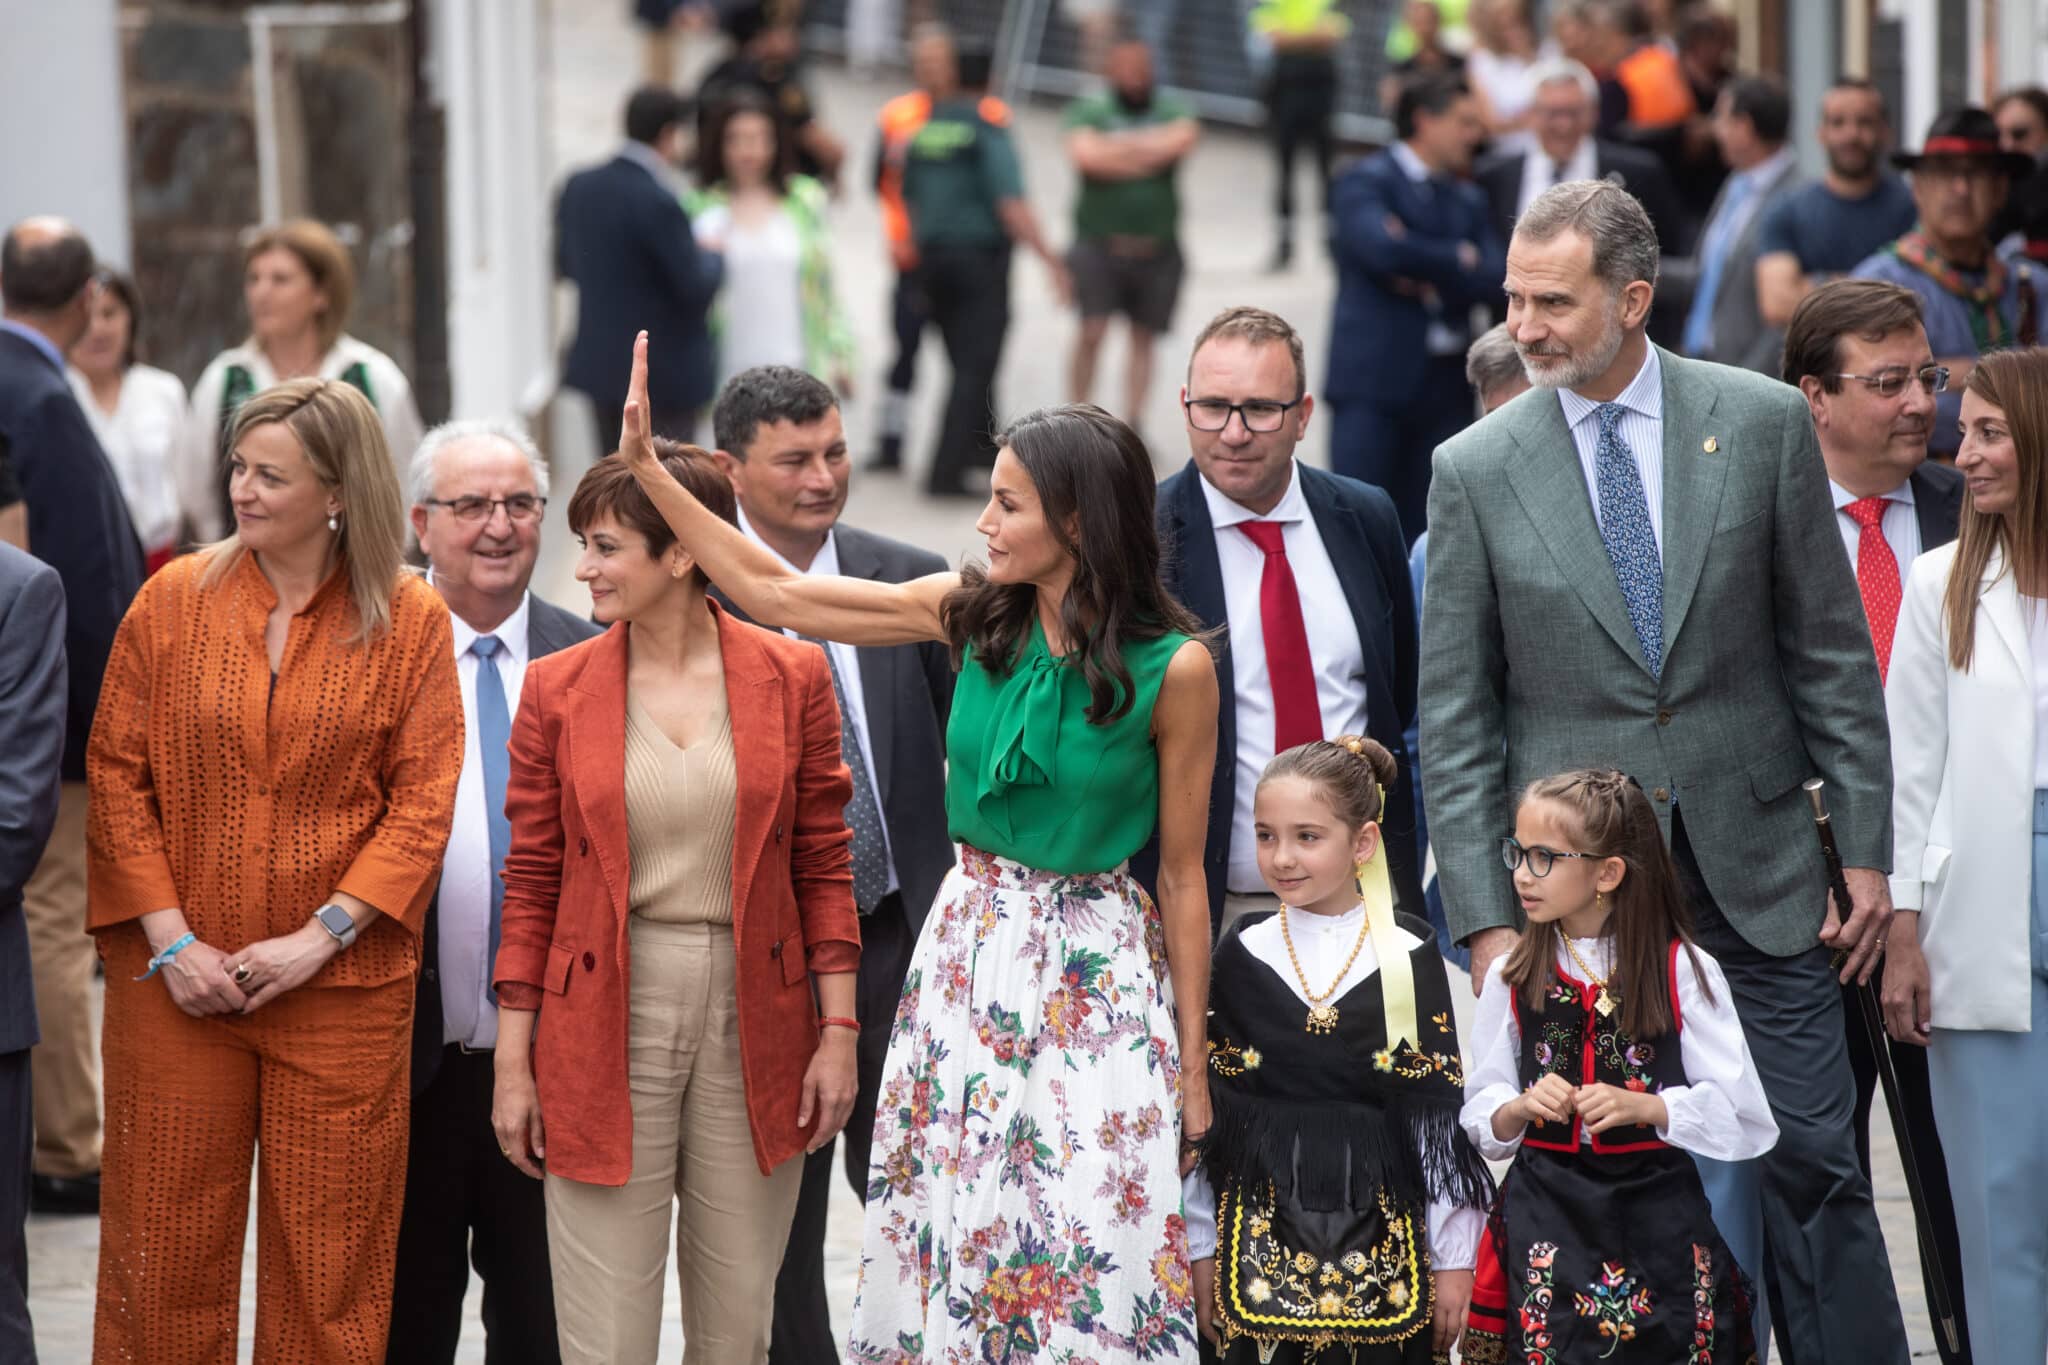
{"left": 804, "top": 0, "right": 1405, "bottom": 142}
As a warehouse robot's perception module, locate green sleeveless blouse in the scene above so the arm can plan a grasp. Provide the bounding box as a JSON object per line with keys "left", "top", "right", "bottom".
{"left": 944, "top": 619, "right": 1192, "bottom": 875}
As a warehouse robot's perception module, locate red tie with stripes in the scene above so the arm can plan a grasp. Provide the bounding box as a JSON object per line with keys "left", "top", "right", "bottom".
{"left": 1845, "top": 496, "right": 1902, "bottom": 682}
{"left": 1237, "top": 520, "right": 1324, "bottom": 753}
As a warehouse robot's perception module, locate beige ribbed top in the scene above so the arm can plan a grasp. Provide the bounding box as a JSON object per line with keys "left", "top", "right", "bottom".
{"left": 623, "top": 688, "right": 737, "bottom": 924}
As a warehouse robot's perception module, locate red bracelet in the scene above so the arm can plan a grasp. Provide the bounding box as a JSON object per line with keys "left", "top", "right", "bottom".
{"left": 820, "top": 1016, "right": 860, "bottom": 1032}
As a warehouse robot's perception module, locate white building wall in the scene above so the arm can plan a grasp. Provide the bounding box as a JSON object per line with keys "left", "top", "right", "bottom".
{"left": 0, "top": 0, "right": 131, "bottom": 269}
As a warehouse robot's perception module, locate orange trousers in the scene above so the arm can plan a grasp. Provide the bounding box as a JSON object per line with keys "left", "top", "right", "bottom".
{"left": 93, "top": 963, "right": 412, "bottom": 1364}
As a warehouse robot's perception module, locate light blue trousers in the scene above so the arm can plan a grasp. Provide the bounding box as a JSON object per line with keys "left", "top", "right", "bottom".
{"left": 1926, "top": 790, "right": 2048, "bottom": 1365}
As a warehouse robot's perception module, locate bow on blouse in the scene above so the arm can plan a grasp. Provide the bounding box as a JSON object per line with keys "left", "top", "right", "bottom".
{"left": 976, "top": 651, "right": 1066, "bottom": 842}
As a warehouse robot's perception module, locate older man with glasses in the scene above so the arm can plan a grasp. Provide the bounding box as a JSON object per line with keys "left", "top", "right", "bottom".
{"left": 388, "top": 420, "right": 600, "bottom": 1365}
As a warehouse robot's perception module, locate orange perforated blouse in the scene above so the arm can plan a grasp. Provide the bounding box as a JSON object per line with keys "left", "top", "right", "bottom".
{"left": 86, "top": 549, "right": 463, "bottom": 987}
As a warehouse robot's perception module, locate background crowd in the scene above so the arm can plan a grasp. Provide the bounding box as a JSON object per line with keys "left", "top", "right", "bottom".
{"left": 4, "top": 0, "right": 2048, "bottom": 1361}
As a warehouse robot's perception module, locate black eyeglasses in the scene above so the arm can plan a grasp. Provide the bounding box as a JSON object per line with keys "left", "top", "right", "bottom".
{"left": 423, "top": 494, "right": 547, "bottom": 523}
{"left": 1500, "top": 838, "right": 1601, "bottom": 878}
{"left": 1183, "top": 396, "right": 1305, "bottom": 433}
{"left": 1831, "top": 365, "right": 1951, "bottom": 399}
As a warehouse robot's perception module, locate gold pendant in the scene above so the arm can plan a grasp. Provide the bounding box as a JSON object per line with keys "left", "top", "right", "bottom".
{"left": 1305, "top": 1004, "right": 1340, "bottom": 1034}
{"left": 1594, "top": 988, "right": 1618, "bottom": 1018}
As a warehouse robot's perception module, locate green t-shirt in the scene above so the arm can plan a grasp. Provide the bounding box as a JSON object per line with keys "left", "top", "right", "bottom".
{"left": 1062, "top": 91, "right": 1193, "bottom": 243}
{"left": 902, "top": 97, "right": 1024, "bottom": 249}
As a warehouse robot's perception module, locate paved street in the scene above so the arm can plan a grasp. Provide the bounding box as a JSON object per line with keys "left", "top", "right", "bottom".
{"left": 27, "top": 2, "right": 1938, "bottom": 1358}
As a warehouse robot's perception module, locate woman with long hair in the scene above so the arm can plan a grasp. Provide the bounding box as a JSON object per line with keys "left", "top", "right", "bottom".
{"left": 66, "top": 268, "right": 187, "bottom": 568}
{"left": 1884, "top": 347, "right": 2048, "bottom": 1364}
{"left": 87, "top": 378, "right": 461, "bottom": 1360}
{"left": 611, "top": 335, "right": 1218, "bottom": 1360}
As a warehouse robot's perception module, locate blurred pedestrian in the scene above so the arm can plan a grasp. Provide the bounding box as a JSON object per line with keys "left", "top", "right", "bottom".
{"left": 696, "top": 1, "right": 845, "bottom": 188}
{"left": 707, "top": 369, "right": 954, "bottom": 1365}
{"left": 87, "top": 378, "right": 461, "bottom": 1361}
{"left": 0, "top": 541, "right": 64, "bottom": 1364}
{"left": 1465, "top": 0, "right": 1549, "bottom": 153}
{"left": 491, "top": 445, "right": 859, "bottom": 1365}
{"left": 388, "top": 420, "right": 597, "bottom": 1365}
{"left": 67, "top": 268, "right": 186, "bottom": 570}
{"left": 1669, "top": 75, "right": 1800, "bottom": 373}
{"left": 1992, "top": 87, "right": 2048, "bottom": 161}
{"left": 1884, "top": 346, "right": 2048, "bottom": 1365}
{"left": 898, "top": 48, "right": 1069, "bottom": 497}
{"left": 1326, "top": 72, "right": 1501, "bottom": 542}
{"left": 1854, "top": 107, "right": 2038, "bottom": 457}
{"left": 689, "top": 90, "right": 855, "bottom": 394}
{"left": 0, "top": 217, "right": 143, "bottom": 1219}
{"left": 1379, "top": 0, "right": 1467, "bottom": 115}
{"left": 556, "top": 86, "right": 723, "bottom": 453}
{"left": 1062, "top": 34, "right": 1199, "bottom": 427}
{"left": 1251, "top": 0, "right": 1347, "bottom": 271}
{"left": 177, "top": 220, "right": 424, "bottom": 542}
{"left": 1755, "top": 78, "right": 1919, "bottom": 331}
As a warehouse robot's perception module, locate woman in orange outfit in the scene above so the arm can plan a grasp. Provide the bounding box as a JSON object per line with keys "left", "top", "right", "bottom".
{"left": 86, "top": 378, "right": 462, "bottom": 1363}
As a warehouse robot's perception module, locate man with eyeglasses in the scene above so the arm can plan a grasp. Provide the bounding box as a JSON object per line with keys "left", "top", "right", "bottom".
{"left": 1145, "top": 306, "right": 1423, "bottom": 938}
{"left": 1780, "top": 275, "right": 1973, "bottom": 1365}
{"left": 1853, "top": 106, "right": 2039, "bottom": 457}
{"left": 389, "top": 420, "right": 599, "bottom": 1364}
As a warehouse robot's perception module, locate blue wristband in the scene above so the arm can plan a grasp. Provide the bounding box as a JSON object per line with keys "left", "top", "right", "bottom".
{"left": 136, "top": 932, "right": 196, "bottom": 981}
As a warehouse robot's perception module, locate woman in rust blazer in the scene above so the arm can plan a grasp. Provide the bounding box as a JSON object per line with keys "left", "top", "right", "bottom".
{"left": 491, "top": 442, "right": 859, "bottom": 1365}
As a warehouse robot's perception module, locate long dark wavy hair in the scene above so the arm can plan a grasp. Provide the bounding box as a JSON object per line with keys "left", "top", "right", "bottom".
{"left": 941, "top": 404, "right": 1208, "bottom": 723}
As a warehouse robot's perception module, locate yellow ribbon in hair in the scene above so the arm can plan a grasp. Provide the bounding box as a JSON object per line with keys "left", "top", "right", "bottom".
{"left": 1357, "top": 811, "right": 1418, "bottom": 1053}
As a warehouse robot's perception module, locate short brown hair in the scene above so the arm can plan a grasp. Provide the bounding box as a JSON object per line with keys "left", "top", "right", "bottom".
{"left": 1188, "top": 305, "right": 1307, "bottom": 400}
{"left": 1780, "top": 278, "right": 1925, "bottom": 390}
{"left": 566, "top": 439, "right": 737, "bottom": 584}
{"left": 243, "top": 219, "right": 355, "bottom": 355}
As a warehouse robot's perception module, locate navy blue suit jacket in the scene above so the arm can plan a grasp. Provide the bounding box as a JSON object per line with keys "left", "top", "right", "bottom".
{"left": 1911, "top": 459, "right": 1964, "bottom": 551}
{"left": 555, "top": 153, "right": 724, "bottom": 416}
{"left": 1145, "top": 460, "right": 1426, "bottom": 932}
{"left": 0, "top": 328, "right": 142, "bottom": 780}
{"left": 1325, "top": 149, "right": 1505, "bottom": 405}
{"left": 0, "top": 543, "right": 65, "bottom": 1053}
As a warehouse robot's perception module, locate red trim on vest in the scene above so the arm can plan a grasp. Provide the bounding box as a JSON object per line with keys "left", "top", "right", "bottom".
{"left": 1516, "top": 945, "right": 1687, "bottom": 1154}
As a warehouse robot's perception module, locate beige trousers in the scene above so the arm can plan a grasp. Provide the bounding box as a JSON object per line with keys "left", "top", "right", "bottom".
{"left": 26, "top": 782, "right": 99, "bottom": 1177}
{"left": 545, "top": 919, "right": 803, "bottom": 1365}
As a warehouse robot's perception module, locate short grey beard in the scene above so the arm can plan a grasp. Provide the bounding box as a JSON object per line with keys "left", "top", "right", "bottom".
{"left": 1518, "top": 307, "right": 1627, "bottom": 391}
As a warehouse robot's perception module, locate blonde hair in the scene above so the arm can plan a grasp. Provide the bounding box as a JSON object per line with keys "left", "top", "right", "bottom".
{"left": 201, "top": 378, "right": 407, "bottom": 641}
{"left": 243, "top": 220, "right": 355, "bottom": 355}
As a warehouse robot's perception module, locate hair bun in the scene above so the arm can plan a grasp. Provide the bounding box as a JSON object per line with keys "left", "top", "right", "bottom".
{"left": 1332, "top": 733, "right": 1398, "bottom": 790}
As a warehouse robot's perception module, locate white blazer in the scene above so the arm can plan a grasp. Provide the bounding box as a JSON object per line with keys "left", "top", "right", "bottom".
{"left": 1887, "top": 541, "right": 2039, "bottom": 1033}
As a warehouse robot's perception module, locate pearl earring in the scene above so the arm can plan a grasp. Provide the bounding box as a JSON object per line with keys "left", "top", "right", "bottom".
{"left": 327, "top": 514, "right": 340, "bottom": 532}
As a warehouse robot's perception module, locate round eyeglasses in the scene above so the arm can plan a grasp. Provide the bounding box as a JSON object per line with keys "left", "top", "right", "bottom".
{"left": 1500, "top": 837, "right": 1601, "bottom": 878}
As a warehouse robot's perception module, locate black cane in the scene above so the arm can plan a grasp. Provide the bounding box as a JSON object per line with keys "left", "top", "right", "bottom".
{"left": 1803, "top": 778, "right": 1962, "bottom": 1355}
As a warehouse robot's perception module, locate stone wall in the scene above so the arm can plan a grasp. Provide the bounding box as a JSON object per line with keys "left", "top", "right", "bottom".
{"left": 121, "top": 1, "right": 415, "bottom": 389}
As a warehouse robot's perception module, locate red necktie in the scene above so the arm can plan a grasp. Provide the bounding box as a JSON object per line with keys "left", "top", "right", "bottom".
{"left": 1845, "top": 496, "right": 1901, "bottom": 682}
{"left": 1237, "top": 520, "right": 1323, "bottom": 753}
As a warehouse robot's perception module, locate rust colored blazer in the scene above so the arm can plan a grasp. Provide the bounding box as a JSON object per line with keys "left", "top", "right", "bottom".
{"left": 495, "top": 603, "right": 859, "bottom": 1182}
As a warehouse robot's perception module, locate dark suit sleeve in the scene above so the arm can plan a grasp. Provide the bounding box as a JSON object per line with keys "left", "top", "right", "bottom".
{"left": 1767, "top": 388, "right": 1894, "bottom": 868}
{"left": 0, "top": 435, "right": 20, "bottom": 511}
{"left": 1450, "top": 185, "right": 1509, "bottom": 312}
{"left": 1361, "top": 487, "right": 1420, "bottom": 735}
{"left": 646, "top": 186, "right": 724, "bottom": 313}
{"left": 0, "top": 561, "right": 65, "bottom": 894}
{"left": 553, "top": 181, "right": 572, "bottom": 281}
{"left": 1621, "top": 155, "right": 1684, "bottom": 259}
{"left": 1331, "top": 164, "right": 1484, "bottom": 292}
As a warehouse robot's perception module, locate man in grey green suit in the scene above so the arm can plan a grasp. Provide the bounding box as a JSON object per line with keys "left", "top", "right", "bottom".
{"left": 1420, "top": 179, "right": 1909, "bottom": 1361}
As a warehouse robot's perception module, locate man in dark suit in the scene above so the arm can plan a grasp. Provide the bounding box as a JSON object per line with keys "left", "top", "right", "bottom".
{"left": 0, "top": 541, "right": 65, "bottom": 1362}
{"left": 556, "top": 86, "right": 724, "bottom": 454}
{"left": 1324, "top": 72, "right": 1502, "bottom": 543}
{"left": 1782, "top": 277, "right": 1970, "bottom": 1365}
{"left": 706, "top": 367, "right": 954, "bottom": 1365}
{"left": 0, "top": 218, "right": 143, "bottom": 1216}
{"left": 389, "top": 420, "right": 601, "bottom": 1364}
{"left": 1147, "top": 307, "right": 1422, "bottom": 937}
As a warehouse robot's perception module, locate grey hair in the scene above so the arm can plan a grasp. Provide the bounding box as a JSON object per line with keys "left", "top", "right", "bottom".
{"left": 1466, "top": 322, "right": 1526, "bottom": 399}
{"left": 407, "top": 418, "right": 551, "bottom": 506}
{"left": 1514, "top": 179, "right": 1662, "bottom": 294}
{"left": 1526, "top": 56, "right": 1599, "bottom": 105}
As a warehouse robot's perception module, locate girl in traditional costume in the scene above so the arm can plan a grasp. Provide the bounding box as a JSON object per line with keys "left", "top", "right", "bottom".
{"left": 1459, "top": 770, "right": 1777, "bottom": 1363}
{"left": 1188, "top": 736, "right": 1495, "bottom": 1363}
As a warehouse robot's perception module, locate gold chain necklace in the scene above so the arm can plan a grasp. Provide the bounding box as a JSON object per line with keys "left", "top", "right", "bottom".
{"left": 1279, "top": 905, "right": 1371, "bottom": 1034}
{"left": 1560, "top": 934, "right": 1620, "bottom": 1018}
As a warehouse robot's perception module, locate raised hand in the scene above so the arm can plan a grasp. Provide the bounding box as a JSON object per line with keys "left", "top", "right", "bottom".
{"left": 619, "top": 330, "right": 658, "bottom": 477}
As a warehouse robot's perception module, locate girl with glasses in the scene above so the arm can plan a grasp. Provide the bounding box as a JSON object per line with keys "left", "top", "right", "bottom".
{"left": 1459, "top": 769, "right": 1778, "bottom": 1363}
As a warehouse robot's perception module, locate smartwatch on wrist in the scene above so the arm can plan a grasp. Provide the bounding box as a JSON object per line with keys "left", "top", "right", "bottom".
{"left": 314, "top": 903, "right": 357, "bottom": 950}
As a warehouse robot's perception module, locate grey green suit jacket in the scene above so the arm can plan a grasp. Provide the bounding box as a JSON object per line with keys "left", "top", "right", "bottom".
{"left": 1418, "top": 345, "right": 1891, "bottom": 956}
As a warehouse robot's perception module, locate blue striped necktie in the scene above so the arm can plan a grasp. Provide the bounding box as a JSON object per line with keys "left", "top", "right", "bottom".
{"left": 1593, "top": 403, "right": 1663, "bottom": 677}
{"left": 472, "top": 634, "right": 512, "bottom": 999}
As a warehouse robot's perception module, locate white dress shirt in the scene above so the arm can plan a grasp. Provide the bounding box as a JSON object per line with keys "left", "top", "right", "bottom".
{"left": 436, "top": 579, "right": 532, "bottom": 1050}
{"left": 1516, "top": 137, "right": 1599, "bottom": 224}
{"left": 68, "top": 363, "right": 187, "bottom": 553}
{"left": 1183, "top": 906, "right": 1487, "bottom": 1268}
{"left": 1558, "top": 344, "right": 1667, "bottom": 557}
{"left": 738, "top": 510, "right": 900, "bottom": 898}
{"left": 1827, "top": 476, "right": 1922, "bottom": 576}
{"left": 1458, "top": 939, "right": 1779, "bottom": 1163}
{"left": 1201, "top": 467, "right": 1370, "bottom": 894}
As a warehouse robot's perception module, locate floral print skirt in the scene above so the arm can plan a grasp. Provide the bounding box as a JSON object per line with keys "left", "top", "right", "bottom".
{"left": 848, "top": 844, "right": 1198, "bottom": 1364}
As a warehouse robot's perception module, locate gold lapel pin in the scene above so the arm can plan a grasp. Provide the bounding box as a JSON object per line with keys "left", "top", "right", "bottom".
{"left": 1703, "top": 436, "right": 1719, "bottom": 453}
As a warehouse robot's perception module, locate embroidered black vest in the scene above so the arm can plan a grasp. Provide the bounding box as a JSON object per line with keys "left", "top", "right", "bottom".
{"left": 1512, "top": 939, "right": 1689, "bottom": 1154}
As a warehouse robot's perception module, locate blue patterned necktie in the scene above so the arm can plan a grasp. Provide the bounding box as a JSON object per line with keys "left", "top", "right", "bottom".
{"left": 803, "top": 637, "right": 890, "bottom": 913}
{"left": 1593, "top": 403, "right": 1664, "bottom": 677}
{"left": 472, "top": 634, "right": 512, "bottom": 999}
